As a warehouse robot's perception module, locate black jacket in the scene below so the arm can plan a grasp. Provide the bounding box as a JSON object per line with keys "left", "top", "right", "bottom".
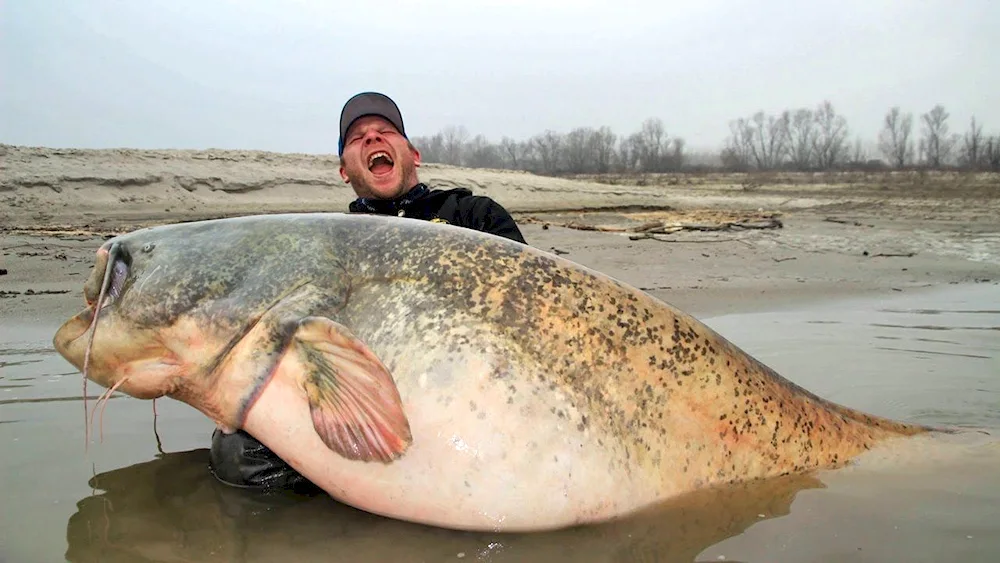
{"left": 348, "top": 184, "right": 527, "bottom": 245}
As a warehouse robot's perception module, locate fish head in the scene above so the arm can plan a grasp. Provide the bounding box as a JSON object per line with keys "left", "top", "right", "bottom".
{"left": 53, "top": 232, "right": 189, "bottom": 400}
{"left": 53, "top": 215, "right": 418, "bottom": 462}
{"left": 53, "top": 215, "right": 357, "bottom": 413}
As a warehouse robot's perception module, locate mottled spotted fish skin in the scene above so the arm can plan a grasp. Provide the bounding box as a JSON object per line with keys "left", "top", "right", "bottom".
{"left": 331, "top": 213, "right": 928, "bottom": 486}
{"left": 54, "top": 212, "right": 931, "bottom": 531}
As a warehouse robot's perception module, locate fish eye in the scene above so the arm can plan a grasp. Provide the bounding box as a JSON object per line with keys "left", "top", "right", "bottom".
{"left": 142, "top": 243, "right": 155, "bottom": 253}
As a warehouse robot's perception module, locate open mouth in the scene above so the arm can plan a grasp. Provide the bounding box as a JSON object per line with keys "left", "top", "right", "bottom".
{"left": 53, "top": 243, "right": 130, "bottom": 359}
{"left": 367, "top": 151, "right": 395, "bottom": 176}
{"left": 85, "top": 246, "right": 129, "bottom": 311}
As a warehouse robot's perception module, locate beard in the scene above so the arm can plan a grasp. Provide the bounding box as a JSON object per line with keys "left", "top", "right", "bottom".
{"left": 349, "top": 158, "right": 417, "bottom": 200}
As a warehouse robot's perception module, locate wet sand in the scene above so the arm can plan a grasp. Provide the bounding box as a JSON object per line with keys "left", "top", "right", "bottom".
{"left": 1, "top": 146, "right": 999, "bottom": 562}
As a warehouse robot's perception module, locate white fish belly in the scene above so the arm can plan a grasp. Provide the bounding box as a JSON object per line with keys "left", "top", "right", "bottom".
{"left": 247, "top": 345, "right": 657, "bottom": 532}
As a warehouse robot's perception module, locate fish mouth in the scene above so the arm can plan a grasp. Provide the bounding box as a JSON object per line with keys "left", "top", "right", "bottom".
{"left": 52, "top": 309, "right": 96, "bottom": 371}
{"left": 54, "top": 242, "right": 130, "bottom": 356}
{"left": 84, "top": 243, "right": 129, "bottom": 308}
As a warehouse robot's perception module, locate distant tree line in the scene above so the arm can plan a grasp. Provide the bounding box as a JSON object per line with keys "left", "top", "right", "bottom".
{"left": 408, "top": 102, "right": 1000, "bottom": 174}
{"left": 411, "top": 118, "right": 687, "bottom": 175}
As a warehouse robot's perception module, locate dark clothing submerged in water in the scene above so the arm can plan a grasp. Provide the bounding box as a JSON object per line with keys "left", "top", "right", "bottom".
{"left": 209, "top": 184, "right": 526, "bottom": 491}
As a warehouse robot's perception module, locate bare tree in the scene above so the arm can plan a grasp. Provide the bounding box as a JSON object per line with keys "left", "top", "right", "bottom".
{"left": 670, "top": 137, "right": 686, "bottom": 171}
{"left": 411, "top": 132, "right": 446, "bottom": 164}
{"left": 563, "top": 127, "right": 595, "bottom": 173}
{"left": 787, "top": 108, "right": 817, "bottom": 170}
{"left": 812, "top": 101, "right": 849, "bottom": 169}
{"left": 720, "top": 119, "right": 753, "bottom": 170}
{"left": 498, "top": 136, "right": 520, "bottom": 169}
{"left": 850, "top": 137, "right": 869, "bottom": 164}
{"left": 919, "top": 105, "right": 957, "bottom": 167}
{"left": 983, "top": 135, "right": 1000, "bottom": 171}
{"left": 959, "top": 117, "right": 984, "bottom": 170}
{"left": 531, "top": 130, "right": 563, "bottom": 174}
{"left": 741, "top": 111, "right": 790, "bottom": 170}
{"left": 589, "top": 126, "right": 617, "bottom": 173}
{"left": 632, "top": 118, "right": 671, "bottom": 172}
{"left": 518, "top": 139, "right": 537, "bottom": 171}
{"left": 618, "top": 134, "right": 640, "bottom": 172}
{"left": 465, "top": 134, "right": 502, "bottom": 169}
{"left": 440, "top": 125, "right": 469, "bottom": 166}
{"left": 877, "top": 106, "right": 914, "bottom": 168}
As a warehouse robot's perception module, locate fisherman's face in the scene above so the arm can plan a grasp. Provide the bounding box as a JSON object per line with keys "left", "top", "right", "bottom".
{"left": 339, "top": 115, "right": 421, "bottom": 200}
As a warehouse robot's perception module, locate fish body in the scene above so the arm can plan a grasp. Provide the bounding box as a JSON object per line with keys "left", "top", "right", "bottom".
{"left": 53, "top": 213, "right": 929, "bottom": 532}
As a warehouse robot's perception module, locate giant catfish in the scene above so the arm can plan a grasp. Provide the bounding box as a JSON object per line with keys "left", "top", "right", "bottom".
{"left": 53, "top": 213, "right": 932, "bottom": 532}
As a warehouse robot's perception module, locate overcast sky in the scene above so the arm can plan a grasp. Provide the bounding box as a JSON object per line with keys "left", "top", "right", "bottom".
{"left": 2, "top": 0, "right": 996, "bottom": 154}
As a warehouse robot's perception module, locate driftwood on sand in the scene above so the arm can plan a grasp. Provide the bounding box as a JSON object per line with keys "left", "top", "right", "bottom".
{"left": 627, "top": 218, "right": 783, "bottom": 239}
{"left": 519, "top": 213, "right": 784, "bottom": 244}
{"left": 537, "top": 217, "right": 784, "bottom": 239}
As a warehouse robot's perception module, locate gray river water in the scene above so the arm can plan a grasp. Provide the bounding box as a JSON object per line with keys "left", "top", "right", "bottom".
{"left": 2, "top": 283, "right": 998, "bottom": 563}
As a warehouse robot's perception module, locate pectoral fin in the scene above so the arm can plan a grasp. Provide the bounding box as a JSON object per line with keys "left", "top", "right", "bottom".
{"left": 293, "top": 316, "right": 412, "bottom": 463}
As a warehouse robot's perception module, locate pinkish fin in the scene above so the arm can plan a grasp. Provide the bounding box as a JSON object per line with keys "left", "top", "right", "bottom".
{"left": 293, "top": 317, "right": 412, "bottom": 463}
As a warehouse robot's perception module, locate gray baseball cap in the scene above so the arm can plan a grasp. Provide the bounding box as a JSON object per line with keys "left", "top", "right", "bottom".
{"left": 338, "top": 91, "right": 407, "bottom": 156}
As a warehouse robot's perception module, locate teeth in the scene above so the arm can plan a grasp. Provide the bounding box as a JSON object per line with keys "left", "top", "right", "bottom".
{"left": 367, "top": 151, "right": 393, "bottom": 168}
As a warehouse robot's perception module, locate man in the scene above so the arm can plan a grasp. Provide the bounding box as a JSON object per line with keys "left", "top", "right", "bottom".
{"left": 209, "top": 92, "right": 526, "bottom": 491}
{"left": 338, "top": 91, "right": 526, "bottom": 243}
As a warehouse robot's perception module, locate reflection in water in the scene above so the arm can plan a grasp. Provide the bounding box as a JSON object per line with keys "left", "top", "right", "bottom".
{"left": 870, "top": 323, "right": 1000, "bottom": 331}
{"left": 877, "top": 308, "right": 1000, "bottom": 315}
{"left": 65, "top": 449, "right": 822, "bottom": 563}
{"left": 873, "top": 347, "right": 991, "bottom": 360}
{"left": 0, "top": 359, "right": 44, "bottom": 368}
{"left": 0, "top": 394, "right": 125, "bottom": 406}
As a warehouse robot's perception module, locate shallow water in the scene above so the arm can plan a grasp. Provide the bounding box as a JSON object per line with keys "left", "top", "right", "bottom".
{"left": 1, "top": 283, "right": 998, "bottom": 563}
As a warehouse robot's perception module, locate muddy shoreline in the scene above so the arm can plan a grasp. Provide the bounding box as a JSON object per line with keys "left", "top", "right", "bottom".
{"left": 2, "top": 145, "right": 999, "bottom": 323}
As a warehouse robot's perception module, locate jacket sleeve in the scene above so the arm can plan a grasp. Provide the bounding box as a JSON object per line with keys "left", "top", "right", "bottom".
{"left": 462, "top": 196, "right": 528, "bottom": 245}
